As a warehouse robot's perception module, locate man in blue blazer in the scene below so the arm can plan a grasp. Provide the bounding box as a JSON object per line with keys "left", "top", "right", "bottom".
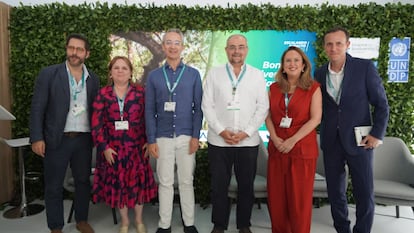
{"left": 315, "top": 27, "right": 389, "bottom": 233}
{"left": 30, "top": 33, "right": 100, "bottom": 233}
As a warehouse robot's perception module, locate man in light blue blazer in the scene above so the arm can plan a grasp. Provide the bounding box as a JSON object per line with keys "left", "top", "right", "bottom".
{"left": 30, "top": 33, "right": 100, "bottom": 233}
{"left": 315, "top": 26, "right": 389, "bottom": 233}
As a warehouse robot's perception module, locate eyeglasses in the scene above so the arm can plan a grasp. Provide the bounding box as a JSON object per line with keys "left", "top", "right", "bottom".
{"left": 227, "top": 45, "right": 247, "bottom": 51}
{"left": 164, "top": 40, "right": 182, "bottom": 46}
{"left": 66, "top": 46, "right": 86, "bottom": 53}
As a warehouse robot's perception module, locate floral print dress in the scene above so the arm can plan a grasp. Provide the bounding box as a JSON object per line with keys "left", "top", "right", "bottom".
{"left": 91, "top": 84, "right": 157, "bottom": 208}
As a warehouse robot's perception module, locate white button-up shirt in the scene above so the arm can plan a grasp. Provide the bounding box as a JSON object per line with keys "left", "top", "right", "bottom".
{"left": 327, "top": 62, "right": 345, "bottom": 104}
{"left": 202, "top": 63, "right": 269, "bottom": 147}
{"left": 64, "top": 63, "right": 90, "bottom": 132}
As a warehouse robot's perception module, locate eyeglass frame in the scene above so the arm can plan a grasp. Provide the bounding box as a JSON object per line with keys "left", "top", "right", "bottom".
{"left": 66, "top": 45, "right": 86, "bottom": 53}
{"left": 164, "top": 40, "right": 183, "bottom": 47}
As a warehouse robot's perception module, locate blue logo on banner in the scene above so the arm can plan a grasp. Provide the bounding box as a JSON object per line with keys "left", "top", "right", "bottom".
{"left": 388, "top": 37, "right": 411, "bottom": 83}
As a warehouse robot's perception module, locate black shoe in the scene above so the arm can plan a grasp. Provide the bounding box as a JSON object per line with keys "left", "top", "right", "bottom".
{"left": 239, "top": 227, "right": 252, "bottom": 233}
{"left": 156, "top": 227, "right": 171, "bottom": 233}
{"left": 184, "top": 225, "right": 199, "bottom": 233}
{"left": 211, "top": 227, "right": 224, "bottom": 233}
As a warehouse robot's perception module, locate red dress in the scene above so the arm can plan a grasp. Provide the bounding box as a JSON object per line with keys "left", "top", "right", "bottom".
{"left": 267, "top": 81, "right": 319, "bottom": 233}
{"left": 91, "top": 84, "right": 157, "bottom": 208}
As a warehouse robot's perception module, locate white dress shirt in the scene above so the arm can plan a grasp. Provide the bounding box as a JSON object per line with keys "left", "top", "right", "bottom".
{"left": 202, "top": 63, "right": 269, "bottom": 147}
{"left": 327, "top": 62, "right": 345, "bottom": 104}
{"left": 64, "top": 62, "right": 91, "bottom": 132}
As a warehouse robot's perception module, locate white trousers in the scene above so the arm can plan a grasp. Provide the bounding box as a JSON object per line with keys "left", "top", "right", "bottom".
{"left": 157, "top": 135, "right": 196, "bottom": 228}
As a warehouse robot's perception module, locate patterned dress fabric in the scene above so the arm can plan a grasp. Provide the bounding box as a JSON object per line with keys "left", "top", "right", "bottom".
{"left": 91, "top": 84, "right": 157, "bottom": 208}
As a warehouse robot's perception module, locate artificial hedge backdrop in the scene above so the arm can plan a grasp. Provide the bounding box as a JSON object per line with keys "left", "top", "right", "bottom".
{"left": 8, "top": 2, "right": 414, "bottom": 205}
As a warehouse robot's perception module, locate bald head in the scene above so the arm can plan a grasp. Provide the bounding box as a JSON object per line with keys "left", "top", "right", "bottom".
{"left": 225, "top": 34, "right": 249, "bottom": 66}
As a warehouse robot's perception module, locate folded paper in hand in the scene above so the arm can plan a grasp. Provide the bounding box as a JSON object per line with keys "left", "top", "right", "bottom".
{"left": 354, "top": 126, "right": 372, "bottom": 146}
{"left": 354, "top": 126, "right": 383, "bottom": 147}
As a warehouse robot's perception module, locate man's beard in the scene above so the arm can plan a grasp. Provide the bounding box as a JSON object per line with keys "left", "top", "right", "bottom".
{"left": 67, "top": 55, "right": 84, "bottom": 67}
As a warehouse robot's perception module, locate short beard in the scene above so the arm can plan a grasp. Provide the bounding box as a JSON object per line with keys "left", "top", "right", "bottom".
{"left": 67, "top": 55, "right": 84, "bottom": 67}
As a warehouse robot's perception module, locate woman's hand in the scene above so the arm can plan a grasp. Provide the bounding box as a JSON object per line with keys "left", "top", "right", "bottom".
{"left": 103, "top": 148, "right": 117, "bottom": 165}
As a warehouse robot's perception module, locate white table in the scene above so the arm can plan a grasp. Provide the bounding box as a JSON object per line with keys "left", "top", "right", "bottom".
{"left": 1, "top": 137, "right": 45, "bottom": 218}
{"left": 0, "top": 105, "right": 16, "bottom": 120}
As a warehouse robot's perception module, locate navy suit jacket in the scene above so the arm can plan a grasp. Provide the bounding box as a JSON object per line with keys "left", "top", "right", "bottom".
{"left": 30, "top": 62, "right": 100, "bottom": 149}
{"left": 315, "top": 54, "right": 389, "bottom": 155}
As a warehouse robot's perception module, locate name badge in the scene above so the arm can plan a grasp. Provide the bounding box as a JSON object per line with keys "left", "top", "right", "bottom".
{"left": 164, "top": 102, "right": 176, "bottom": 112}
{"left": 279, "top": 117, "right": 292, "bottom": 128}
{"left": 115, "top": 121, "right": 129, "bottom": 130}
{"left": 71, "top": 104, "right": 86, "bottom": 117}
{"left": 226, "top": 100, "right": 241, "bottom": 110}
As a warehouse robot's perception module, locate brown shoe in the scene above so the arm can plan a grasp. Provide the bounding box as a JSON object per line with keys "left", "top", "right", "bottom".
{"left": 239, "top": 227, "right": 252, "bottom": 233}
{"left": 76, "top": 221, "right": 95, "bottom": 233}
{"left": 51, "top": 230, "right": 63, "bottom": 233}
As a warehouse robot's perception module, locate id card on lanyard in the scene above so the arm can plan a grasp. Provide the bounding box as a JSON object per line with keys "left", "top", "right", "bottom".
{"left": 69, "top": 70, "right": 86, "bottom": 117}
{"left": 114, "top": 87, "right": 129, "bottom": 130}
{"left": 327, "top": 72, "right": 343, "bottom": 104}
{"left": 226, "top": 64, "right": 245, "bottom": 111}
{"left": 163, "top": 64, "right": 186, "bottom": 112}
{"left": 279, "top": 93, "right": 293, "bottom": 128}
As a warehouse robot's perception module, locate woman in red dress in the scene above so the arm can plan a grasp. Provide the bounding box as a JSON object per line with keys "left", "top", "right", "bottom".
{"left": 91, "top": 56, "right": 157, "bottom": 233}
{"left": 265, "top": 46, "right": 322, "bottom": 233}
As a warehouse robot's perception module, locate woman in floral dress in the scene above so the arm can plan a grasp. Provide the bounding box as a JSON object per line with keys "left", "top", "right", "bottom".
{"left": 91, "top": 56, "right": 157, "bottom": 233}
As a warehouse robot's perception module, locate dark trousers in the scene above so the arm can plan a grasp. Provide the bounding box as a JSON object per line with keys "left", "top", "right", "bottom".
{"left": 323, "top": 136, "right": 374, "bottom": 233}
{"left": 208, "top": 143, "right": 258, "bottom": 230}
{"left": 43, "top": 133, "right": 93, "bottom": 230}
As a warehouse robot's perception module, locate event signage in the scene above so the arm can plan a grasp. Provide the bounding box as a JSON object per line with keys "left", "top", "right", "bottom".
{"left": 387, "top": 37, "right": 411, "bottom": 83}
{"left": 348, "top": 37, "right": 380, "bottom": 60}
{"left": 207, "top": 30, "right": 317, "bottom": 89}
{"left": 198, "top": 30, "right": 317, "bottom": 142}
{"left": 110, "top": 30, "right": 317, "bottom": 142}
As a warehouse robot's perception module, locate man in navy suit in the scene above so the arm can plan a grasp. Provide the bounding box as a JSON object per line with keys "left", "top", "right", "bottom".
{"left": 315, "top": 27, "right": 389, "bottom": 233}
{"left": 30, "top": 33, "right": 100, "bottom": 233}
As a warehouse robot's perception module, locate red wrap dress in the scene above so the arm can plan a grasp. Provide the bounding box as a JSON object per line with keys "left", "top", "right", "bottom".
{"left": 91, "top": 84, "right": 157, "bottom": 208}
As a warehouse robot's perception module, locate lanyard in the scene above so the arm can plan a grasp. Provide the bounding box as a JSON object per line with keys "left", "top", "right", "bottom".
{"left": 327, "top": 72, "right": 343, "bottom": 104}
{"left": 116, "top": 85, "right": 129, "bottom": 120}
{"left": 69, "top": 71, "right": 85, "bottom": 101}
{"left": 162, "top": 64, "right": 186, "bottom": 101}
{"left": 226, "top": 64, "right": 246, "bottom": 97}
{"left": 284, "top": 93, "right": 293, "bottom": 117}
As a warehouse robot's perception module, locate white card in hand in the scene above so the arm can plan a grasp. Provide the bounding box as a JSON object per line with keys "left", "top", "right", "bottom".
{"left": 354, "top": 126, "right": 372, "bottom": 146}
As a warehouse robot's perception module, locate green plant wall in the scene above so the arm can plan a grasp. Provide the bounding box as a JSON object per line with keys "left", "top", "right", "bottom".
{"left": 8, "top": 2, "right": 414, "bottom": 205}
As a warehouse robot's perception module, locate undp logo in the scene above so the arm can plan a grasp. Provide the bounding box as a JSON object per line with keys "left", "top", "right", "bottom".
{"left": 391, "top": 42, "right": 408, "bottom": 57}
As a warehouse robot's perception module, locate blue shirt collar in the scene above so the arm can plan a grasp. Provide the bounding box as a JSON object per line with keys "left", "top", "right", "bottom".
{"left": 163, "top": 60, "right": 184, "bottom": 70}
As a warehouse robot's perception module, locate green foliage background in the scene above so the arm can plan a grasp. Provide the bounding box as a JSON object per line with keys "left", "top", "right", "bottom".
{"left": 8, "top": 2, "right": 414, "bottom": 205}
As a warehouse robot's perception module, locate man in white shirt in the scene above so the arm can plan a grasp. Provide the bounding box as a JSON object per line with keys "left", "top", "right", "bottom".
{"left": 202, "top": 34, "right": 269, "bottom": 233}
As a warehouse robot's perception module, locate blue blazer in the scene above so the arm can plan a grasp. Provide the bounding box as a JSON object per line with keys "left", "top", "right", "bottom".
{"left": 30, "top": 62, "right": 100, "bottom": 149}
{"left": 315, "top": 54, "right": 389, "bottom": 155}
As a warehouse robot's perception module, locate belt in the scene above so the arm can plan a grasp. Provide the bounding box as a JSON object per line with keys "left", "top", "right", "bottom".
{"left": 63, "top": 132, "right": 88, "bottom": 138}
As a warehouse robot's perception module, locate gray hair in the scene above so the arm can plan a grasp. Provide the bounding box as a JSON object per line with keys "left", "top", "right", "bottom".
{"left": 162, "top": 28, "right": 184, "bottom": 44}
